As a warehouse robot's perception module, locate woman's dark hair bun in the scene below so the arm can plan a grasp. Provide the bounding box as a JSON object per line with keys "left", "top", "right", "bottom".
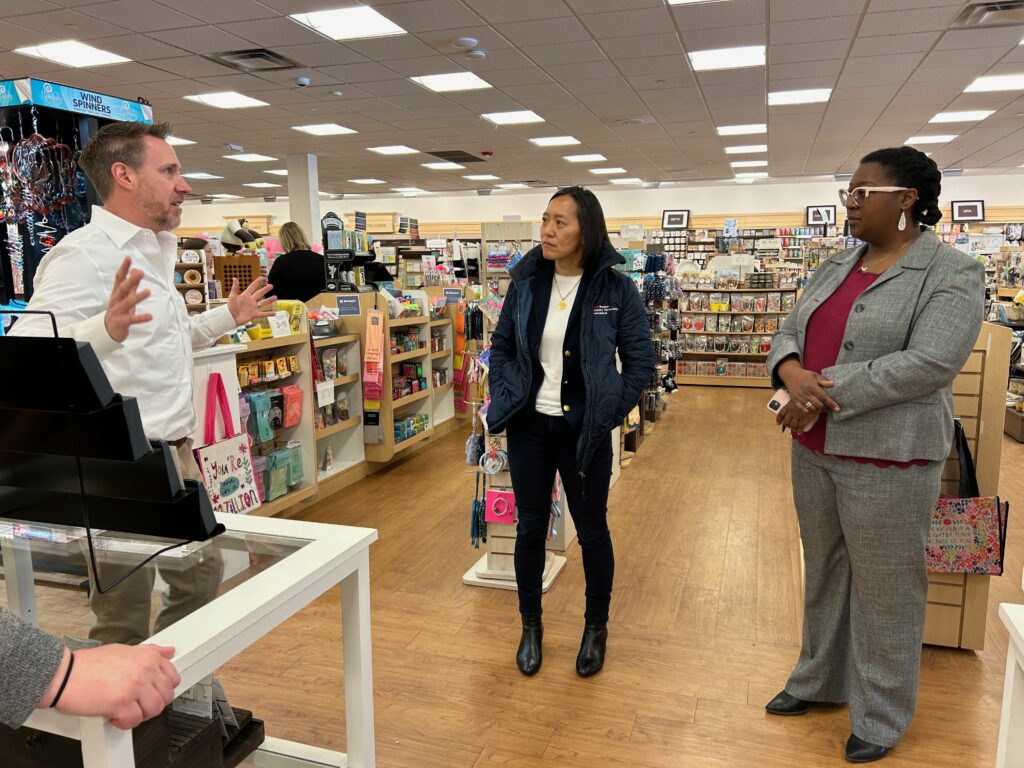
{"left": 860, "top": 146, "right": 943, "bottom": 226}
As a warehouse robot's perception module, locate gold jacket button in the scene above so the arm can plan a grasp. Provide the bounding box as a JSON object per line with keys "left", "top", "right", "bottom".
{"left": 563, "top": 405, "right": 570, "bottom": 412}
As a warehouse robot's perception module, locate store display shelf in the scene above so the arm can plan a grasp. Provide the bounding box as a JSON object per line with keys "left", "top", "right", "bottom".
{"left": 174, "top": 262, "right": 203, "bottom": 270}
{"left": 680, "top": 351, "right": 768, "bottom": 358}
{"left": 682, "top": 287, "right": 798, "bottom": 293}
{"left": 314, "top": 333, "right": 359, "bottom": 348}
{"left": 186, "top": 303, "right": 206, "bottom": 310}
{"left": 390, "top": 316, "right": 429, "bottom": 328}
{"left": 315, "top": 416, "right": 361, "bottom": 441}
{"left": 433, "top": 382, "right": 453, "bottom": 396}
{"left": 317, "top": 460, "right": 364, "bottom": 485}
{"left": 697, "top": 311, "right": 790, "bottom": 316}
{"left": 394, "top": 428, "right": 433, "bottom": 455}
{"left": 331, "top": 373, "right": 360, "bottom": 387}
{"left": 430, "top": 318, "right": 453, "bottom": 327}
{"left": 391, "top": 347, "right": 430, "bottom": 363}
{"left": 679, "top": 331, "right": 771, "bottom": 336}
{"left": 250, "top": 485, "right": 316, "bottom": 518}
{"left": 242, "top": 371, "right": 301, "bottom": 389}
{"left": 393, "top": 389, "right": 432, "bottom": 409}
{"left": 678, "top": 375, "right": 770, "bottom": 389}
{"left": 431, "top": 349, "right": 452, "bottom": 359}
{"left": 175, "top": 284, "right": 202, "bottom": 291}
{"left": 241, "top": 333, "right": 310, "bottom": 354}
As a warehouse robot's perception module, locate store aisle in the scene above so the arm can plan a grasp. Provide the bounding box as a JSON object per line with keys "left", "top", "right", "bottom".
{"left": 220, "top": 387, "right": 1024, "bottom": 767}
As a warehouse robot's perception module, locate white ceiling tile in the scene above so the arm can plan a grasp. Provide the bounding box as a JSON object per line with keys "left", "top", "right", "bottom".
{"left": 0, "top": 20, "right": 59, "bottom": 49}
{"left": 859, "top": 7, "right": 956, "bottom": 36}
{"left": 626, "top": 72, "right": 696, "bottom": 91}
{"left": 148, "top": 25, "right": 254, "bottom": 53}
{"left": 935, "top": 27, "right": 1024, "bottom": 51}
{"left": 544, "top": 60, "right": 621, "bottom": 82}
{"left": 415, "top": 25, "right": 514, "bottom": 55}
{"left": 498, "top": 16, "right": 592, "bottom": 46}
{"left": 670, "top": 0, "right": 765, "bottom": 30}
{"left": 770, "top": 41, "right": 846, "bottom": 65}
{"left": 837, "top": 69, "right": 912, "bottom": 88}
{"left": 379, "top": 0, "right": 485, "bottom": 33}
{"left": 99, "top": 61, "right": 184, "bottom": 84}
{"left": 383, "top": 55, "right": 462, "bottom": 77}
{"left": 523, "top": 41, "right": 607, "bottom": 66}
{"left": 462, "top": 0, "right": 570, "bottom": 24}
{"left": 144, "top": 55, "right": 237, "bottom": 79}
{"left": 6, "top": 9, "right": 130, "bottom": 39}
{"left": 318, "top": 61, "right": 401, "bottom": 83}
{"left": 770, "top": 60, "right": 843, "bottom": 81}
{"left": 218, "top": 17, "right": 327, "bottom": 47}
{"left": 482, "top": 67, "right": 555, "bottom": 87}
{"left": 680, "top": 24, "right": 765, "bottom": 50}
{"left": 772, "top": 0, "right": 865, "bottom": 22}
{"left": 597, "top": 33, "right": 682, "bottom": 61}
{"left": 842, "top": 53, "right": 925, "bottom": 75}
{"left": 770, "top": 16, "right": 860, "bottom": 46}
{"left": 461, "top": 48, "right": 535, "bottom": 72}
{"left": 850, "top": 31, "right": 941, "bottom": 56}
{"left": 79, "top": 0, "right": 198, "bottom": 32}
{"left": 565, "top": 0, "right": 662, "bottom": 12}
{"left": 617, "top": 55, "right": 694, "bottom": 79}
{"left": 580, "top": 8, "right": 669, "bottom": 39}
{"left": 0, "top": 0, "right": 60, "bottom": 16}
{"left": 153, "top": 0, "right": 276, "bottom": 23}
{"left": 561, "top": 77, "right": 632, "bottom": 96}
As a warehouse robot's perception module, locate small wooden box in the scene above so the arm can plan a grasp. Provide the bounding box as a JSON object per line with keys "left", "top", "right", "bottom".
{"left": 1004, "top": 406, "right": 1024, "bottom": 443}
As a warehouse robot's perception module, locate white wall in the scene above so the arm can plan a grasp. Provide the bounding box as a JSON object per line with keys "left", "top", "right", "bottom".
{"left": 179, "top": 173, "right": 1024, "bottom": 231}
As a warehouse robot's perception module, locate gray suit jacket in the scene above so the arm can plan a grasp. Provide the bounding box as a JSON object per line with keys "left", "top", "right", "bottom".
{"left": 0, "top": 608, "right": 65, "bottom": 728}
{"left": 767, "top": 228, "right": 985, "bottom": 462}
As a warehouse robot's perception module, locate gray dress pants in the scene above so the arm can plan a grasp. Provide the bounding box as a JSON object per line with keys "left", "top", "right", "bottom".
{"left": 785, "top": 442, "right": 942, "bottom": 747}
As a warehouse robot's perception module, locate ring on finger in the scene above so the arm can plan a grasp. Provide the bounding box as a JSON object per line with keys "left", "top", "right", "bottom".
{"left": 804, "top": 400, "right": 813, "bottom": 409}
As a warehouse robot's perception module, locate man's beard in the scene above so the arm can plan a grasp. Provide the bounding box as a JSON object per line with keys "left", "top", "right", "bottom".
{"left": 143, "top": 197, "right": 178, "bottom": 232}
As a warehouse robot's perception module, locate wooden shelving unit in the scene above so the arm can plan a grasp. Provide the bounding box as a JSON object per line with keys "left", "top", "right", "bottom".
{"left": 315, "top": 415, "right": 362, "bottom": 440}
{"left": 310, "top": 330, "right": 364, "bottom": 486}
{"left": 314, "top": 333, "right": 359, "bottom": 348}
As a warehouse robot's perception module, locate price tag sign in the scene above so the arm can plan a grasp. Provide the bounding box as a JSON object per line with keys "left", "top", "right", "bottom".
{"left": 444, "top": 288, "right": 462, "bottom": 304}
{"left": 268, "top": 311, "right": 292, "bottom": 338}
{"left": 317, "top": 380, "right": 335, "bottom": 409}
{"left": 336, "top": 295, "right": 361, "bottom": 316}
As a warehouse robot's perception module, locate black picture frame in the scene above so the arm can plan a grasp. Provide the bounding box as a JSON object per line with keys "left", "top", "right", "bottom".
{"left": 951, "top": 200, "right": 985, "bottom": 223}
{"left": 805, "top": 205, "right": 836, "bottom": 226}
{"left": 661, "top": 209, "right": 690, "bottom": 230}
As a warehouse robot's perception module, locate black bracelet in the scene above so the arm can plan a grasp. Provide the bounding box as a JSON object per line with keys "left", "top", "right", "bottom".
{"left": 49, "top": 651, "right": 75, "bottom": 708}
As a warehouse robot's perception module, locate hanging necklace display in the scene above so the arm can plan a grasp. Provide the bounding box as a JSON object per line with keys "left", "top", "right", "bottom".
{"left": 0, "top": 126, "right": 24, "bottom": 294}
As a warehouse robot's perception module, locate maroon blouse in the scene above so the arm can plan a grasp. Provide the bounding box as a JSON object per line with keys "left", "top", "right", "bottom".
{"left": 793, "top": 261, "right": 928, "bottom": 469}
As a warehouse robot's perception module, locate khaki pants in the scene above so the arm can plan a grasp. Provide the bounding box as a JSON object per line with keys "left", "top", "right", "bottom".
{"left": 86, "top": 441, "right": 224, "bottom": 645}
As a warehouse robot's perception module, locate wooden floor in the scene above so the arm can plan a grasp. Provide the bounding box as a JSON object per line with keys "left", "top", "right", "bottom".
{"left": 214, "top": 386, "right": 1024, "bottom": 767}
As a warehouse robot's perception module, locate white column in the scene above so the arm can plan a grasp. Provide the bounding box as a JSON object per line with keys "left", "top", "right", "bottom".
{"left": 286, "top": 153, "right": 321, "bottom": 248}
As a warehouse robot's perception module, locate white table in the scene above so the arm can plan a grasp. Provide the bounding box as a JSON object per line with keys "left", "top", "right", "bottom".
{"left": 998, "top": 603, "right": 1024, "bottom": 768}
{"left": 3, "top": 513, "right": 378, "bottom": 768}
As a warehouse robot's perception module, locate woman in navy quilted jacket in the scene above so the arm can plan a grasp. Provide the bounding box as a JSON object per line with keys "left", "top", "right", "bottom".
{"left": 486, "top": 186, "right": 654, "bottom": 678}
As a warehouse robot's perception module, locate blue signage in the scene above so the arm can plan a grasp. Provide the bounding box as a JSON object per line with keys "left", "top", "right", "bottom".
{"left": 26, "top": 79, "right": 153, "bottom": 123}
{"left": 336, "top": 295, "right": 361, "bottom": 316}
{"left": 443, "top": 288, "right": 462, "bottom": 305}
{"left": 0, "top": 81, "right": 20, "bottom": 108}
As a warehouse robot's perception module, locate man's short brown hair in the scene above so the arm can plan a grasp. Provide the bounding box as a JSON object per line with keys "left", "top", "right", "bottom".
{"left": 78, "top": 121, "right": 173, "bottom": 200}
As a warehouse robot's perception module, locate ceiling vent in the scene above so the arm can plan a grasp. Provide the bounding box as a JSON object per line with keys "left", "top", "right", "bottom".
{"left": 612, "top": 116, "right": 656, "bottom": 127}
{"left": 203, "top": 48, "right": 303, "bottom": 73}
{"left": 944, "top": 168, "right": 965, "bottom": 176}
{"left": 476, "top": 189, "right": 492, "bottom": 196}
{"left": 427, "top": 149, "right": 486, "bottom": 164}
{"left": 834, "top": 173, "right": 853, "bottom": 181}
{"left": 952, "top": 1, "right": 1024, "bottom": 27}
{"left": 520, "top": 179, "right": 547, "bottom": 185}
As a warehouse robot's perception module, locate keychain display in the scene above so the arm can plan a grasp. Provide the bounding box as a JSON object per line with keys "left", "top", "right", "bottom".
{"left": 478, "top": 439, "right": 508, "bottom": 475}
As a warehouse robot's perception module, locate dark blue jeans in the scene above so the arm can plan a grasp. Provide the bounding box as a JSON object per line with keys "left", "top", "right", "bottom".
{"left": 506, "top": 408, "right": 614, "bottom": 623}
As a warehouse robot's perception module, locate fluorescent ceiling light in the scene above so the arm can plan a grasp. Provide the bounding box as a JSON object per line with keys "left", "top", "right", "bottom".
{"left": 565, "top": 154, "right": 606, "bottom": 163}
{"left": 529, "top": 136, "right": 580, "bottom": 147}
{"left": 496, "top": 183, "right": 529, "bottom": 189}
{"left": 929, "top": 110, "right": 994, "bottom": 123}
{"left": 422, "top": 162, "right": 465, "bottom": 170}
{"left": 243, "top": 182, "right": 281, "bottom": 188}
{"left": 768, "top": 88, "right": 832, "bottom": 106}
{"left": 182, "top": 172, "right": 222, "bottom": 180}
{"left": 349, "top": 178, "right": 386, "bottom": 185}
{"left": 736, "top": 172, "right": 768, "bottom": 178}
{"left": 212, "top": 193, "right": 242, "bottom": 199}
{"left": 14, "top": 40, "right": 129, "bottom": 68}
{"left": 223, "top": 153, "right": 277, "bottom": 162}
{"left": 965, "top": 74, "right": 1024, "bottom": 92}
{"left": 292, "top": 123, "right": 356, "bottom": 136}
{"left": 668, "top": 0, "right": 729, "bottom": 4}
{"left": 730, "top": 160, "right": 768, "bottom": 168}
{"left": 410, "top": 72, "right": 492, "bottom": 92}
{"left": 689, "top": 45, "right": 765, "bottom": 72}
{"left": 717, "top": 123, "right": 767, "bottom": 136}
{"left": 264, "top": 169, "right": 288, "bottom": 176}
{"left": 590, "top": 167, "right": 627, "bottom": 175}
{"left": 368, "top": 145, "right": 418, "bottom": 155}
{"left": 464, "top": 174, "right": 500, "bottom": 180}
{"left": 906, "top": 134, "right": 957, "bottom": 144}
{"left": 482, "top": 110, "right": 544, "bottom": 125}
{"left": 165, "top": 136, "right": 195, "bottom": 146}
{"left": 724, "top": 144, "right": 767, "bottom": 154}
{"left": 185, "top": 91, "right": 268, "bottom": 109}
{"left": 609, "top": 177, "right": 643, "bottom": 185}
{"left": 392, "top": 187, "right": 427, "bottom": 193}
{"left": 734, "top": 177, "right": 757, "bottom": 184}
{"left": 289, "top": 7, "right": 407, "bottom": 41}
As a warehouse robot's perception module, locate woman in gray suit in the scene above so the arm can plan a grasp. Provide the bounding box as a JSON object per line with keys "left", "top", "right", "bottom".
{"left": 765, "top": 146, "right": 985, "bottom": 763}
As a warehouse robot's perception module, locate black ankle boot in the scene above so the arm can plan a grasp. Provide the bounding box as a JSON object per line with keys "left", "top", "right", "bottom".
{"left": 516, "top": 616, "right": 543, "bottom": 676}
{"left": 576, "top": 622, "right": 608, "bottom": 677}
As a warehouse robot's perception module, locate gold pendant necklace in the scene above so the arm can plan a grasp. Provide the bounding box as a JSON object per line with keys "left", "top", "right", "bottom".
{"left": 860, "top": 235, "right": 917, "bottom": 273}
{"left": 554, "top": 273, "right": 581, "bottom": 310}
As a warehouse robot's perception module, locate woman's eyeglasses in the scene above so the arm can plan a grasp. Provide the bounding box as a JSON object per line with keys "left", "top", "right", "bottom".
{"left": 839, "top": 186, "right": 909, "bottom": 207}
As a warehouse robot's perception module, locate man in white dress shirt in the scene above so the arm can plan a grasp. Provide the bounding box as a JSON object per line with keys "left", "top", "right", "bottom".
{"left": 9, "top": 121, "right": 275, "bottom": 643}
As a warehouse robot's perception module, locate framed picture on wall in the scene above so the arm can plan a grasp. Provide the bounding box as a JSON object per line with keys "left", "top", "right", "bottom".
{"left": 951, "top": 200, "right": 985, "bottom": 223}
{"left": 806, "top": 205, "right": 837, "bottom": 225}
{"left": 662, "top": 209, "right": 690, "bottom": 230}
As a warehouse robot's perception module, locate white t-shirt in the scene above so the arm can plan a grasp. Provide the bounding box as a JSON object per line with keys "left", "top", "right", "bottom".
{"left": 535, "top": 272, "right": 583, "bottom": 416}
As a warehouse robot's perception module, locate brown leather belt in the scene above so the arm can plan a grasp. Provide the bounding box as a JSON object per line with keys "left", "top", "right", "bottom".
{"left": 168, "top": 437, "right": 189, "bottom": 447}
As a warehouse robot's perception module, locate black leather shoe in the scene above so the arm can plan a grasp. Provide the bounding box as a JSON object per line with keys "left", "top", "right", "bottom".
{"left": 516, "top": 616, "right": 543, "bottom": 676}
{"left": 844, "top": 734, "right": 890, "bottom": 763}
{"left": 576, "top": 622, "right": 608, "bottom": 677}
{"left": 765, "top": 690, "right": 810, "bottom": 716}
